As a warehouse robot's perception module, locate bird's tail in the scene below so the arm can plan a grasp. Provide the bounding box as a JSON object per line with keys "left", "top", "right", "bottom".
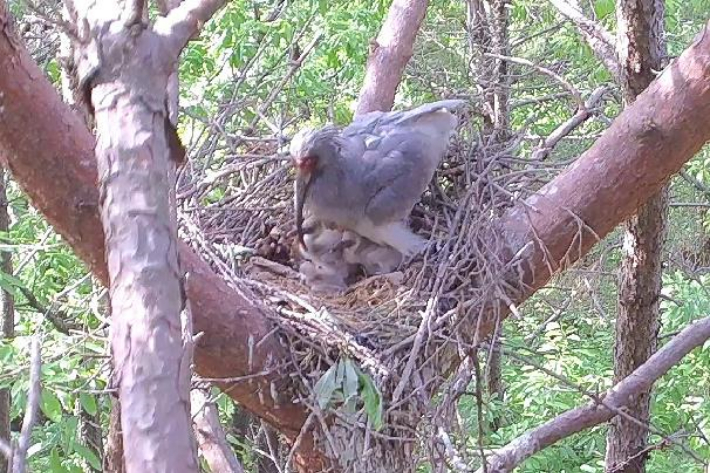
{"left": 391, "top": 100, "right": 466, "bottom": 144}
{"left": 394, "top": 99, "right": 466, "bottom": 128}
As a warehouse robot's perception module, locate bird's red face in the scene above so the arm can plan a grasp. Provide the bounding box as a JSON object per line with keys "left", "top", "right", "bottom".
{"left": 294, "top": 154, "right": 317, "bottom": 174}
{"left": 293, "top": 154, "right": 317, "bottom": 249}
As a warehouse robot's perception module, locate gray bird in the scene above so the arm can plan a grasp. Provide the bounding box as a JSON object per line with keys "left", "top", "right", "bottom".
{"left": 297, "top": 216, "right": 358, "bottom": 294}
{"left": 290, "top": 99, "right": 465, "bottom": 258}
{"left": 342, "top": 231, "right": 403, "bottom": 276}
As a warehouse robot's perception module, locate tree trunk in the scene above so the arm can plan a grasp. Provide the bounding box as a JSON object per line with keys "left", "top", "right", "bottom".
{"left": 606, "top": 1, "right": 668, "bottom": 472}
{"left": 103, "top": 397, "right": 125, "bottom": 473}
{"left": 73, "top": 2, "right": 197, "bottom": 470}
{"left": 73, "top": 397, "right": 103, "bottom": 472}
{"left": 354, "top": 0, "right": 430, "bottom": 115}
{"left": 489, "top": 0, "right": 511, "bottom": 140}
{"left": 0, "top": 18, "right": 314, "bottom": 461}
{"left": 486, "top": 340, "right": 504, "bottom": 431}
{"left": 59, "top": 15, "right": 103, "bottom": 470}
{"left": 0, "top": 167, "right": 13, "bottom": 473}
{"left": 466, "top": 0, "right": 511, "bottom": 137}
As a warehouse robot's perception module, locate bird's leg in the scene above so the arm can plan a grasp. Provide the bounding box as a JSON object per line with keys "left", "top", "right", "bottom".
{"left": 353, "top": 220, "right": 428, "bottom": 259}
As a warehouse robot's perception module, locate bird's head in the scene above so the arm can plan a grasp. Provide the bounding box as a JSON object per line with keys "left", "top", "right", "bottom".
{"left": 289, "top": 126, "right": 340, "bottom": 248}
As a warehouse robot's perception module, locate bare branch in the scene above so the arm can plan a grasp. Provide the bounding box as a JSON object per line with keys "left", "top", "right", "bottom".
{"left": 484, "top": 53, "right": 584, "bottom": 107}
{"left": 548, "top": 0, "right": 621, "bottom": 80}
{"left": 19, "top": 287, "right": 80, "bottom": 335}
{"left": 679, "top": 169, "right": 710, "bottom": 199}
{"left": 479, "top": 316, "right": 710, "bottom": 472}
{"left": 155, "top": 0, "right": 228, "bottom": 57}
{"left": 355, "top": 0, "right": 430, "bottom": 115}
{"left": 191, "top": 388, "right": 245, "bottom": 473}
{"left": 12, "top": 336, "right": 42, "bottom": 473}
{"left": 531, "top": 85, "right": 611, "bottom": 160}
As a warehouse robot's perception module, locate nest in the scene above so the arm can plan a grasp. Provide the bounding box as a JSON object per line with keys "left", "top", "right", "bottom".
{"left": 178, "top": 114, "right": 543, "bottom": 471}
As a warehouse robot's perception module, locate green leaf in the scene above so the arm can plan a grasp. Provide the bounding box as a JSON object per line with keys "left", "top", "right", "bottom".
{"left": 593, "top": 0, "right": 614, "bottom": 18}
{"left": 41, "top": 388, "right": 63, "bottom": 423}
{"left": 72, "top": 442, "right": 102, "bottom": 471}
{"left": 49, "top": 447, "right": 69, "bottom": 473}
{"left": 342, "top": 358, "right": 359, "bottom": 402}
{"left": 79, "top": 393, "right": 98, "bottom": 416}
{"left": 318, "top": 0, "right": 328, "bottom": 15}
{"left": 358, "top": 371, "right": 383, "bottom": 431}
{"left": 313, "top": 363, "right": 339, "bottom": 410}
{"left": 0, "top": 271, "right": 24, "bottom": 296}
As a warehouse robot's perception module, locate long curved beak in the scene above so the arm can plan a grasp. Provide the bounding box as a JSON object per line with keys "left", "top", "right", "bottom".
{"left": 294, "top": 173, "right": 313, "bottom": 249}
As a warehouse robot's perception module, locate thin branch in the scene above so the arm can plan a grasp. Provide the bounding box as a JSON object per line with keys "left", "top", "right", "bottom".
{"left": 479, "top": 316, "right": 710, "bottom": 472}
{"left": 679, "top": 169, "right": 710, "bottom": 200}
{"left": 548, "top": 0, "right": 620, "bottom": 80}
{"left": 531, "top": 85, "right": 611, "bottom": 160}
{"left": 155, "top": 0, "right": 228, "bottom": 57}
{"left": 12, "top": 336, "right": 42, "bottom": 473}
{"left": 19, "top": 287, "right": 80, "bottom": 335}
{"left": 472, "top": 352, "right": 487, "bottom": 473}
{"left": 191, "top": 387, "right": 245, "bottom": 473}
{"left": 484, "top": 53, "right": 584, "bottom": 107}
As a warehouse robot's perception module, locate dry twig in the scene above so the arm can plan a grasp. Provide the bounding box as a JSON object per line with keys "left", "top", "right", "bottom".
{"left": 12, "top": 336, "right": 42, "bottom": 473}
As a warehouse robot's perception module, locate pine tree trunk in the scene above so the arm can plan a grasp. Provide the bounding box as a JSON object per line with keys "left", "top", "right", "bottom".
{"left": 606, "top": 1, "right": 668, "bottom": 472}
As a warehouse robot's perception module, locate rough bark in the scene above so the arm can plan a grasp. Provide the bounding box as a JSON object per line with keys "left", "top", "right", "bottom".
{"left": 486, "top": 340, "right": 504, "bottom": 432}
{"left": 2, "top": 5, "right": 710, "bottom": 471}
{"left": 0, "top": 167, "right": 13, "bottom": 473}
{"left": 549, "top": 0, "right": 621, "bottom": 81}
{"left": 74, "top": 1, "right": 198, "bottom": 470}
{"left": 0, "top": 11, "right": 317, "bottom": 466}
{"left": 490, "top": 0, "right": 511, "bottom": 139}
{"left": 0, "top": 6, "right": 15, "bottom": 468}
{"left": 606, "top": 2, "right": 668, "bottom": 472}
{"left": 103, "top": 397, "right": 125, "bottom": 473}
{"left": 58, "top": 16, "right": 104, "bottom": 471}
{"left": 466, "top": 0, "right": 510, "bottom": 138}
{"left": 354, "top": 0, "right": 430, "bottom": 115}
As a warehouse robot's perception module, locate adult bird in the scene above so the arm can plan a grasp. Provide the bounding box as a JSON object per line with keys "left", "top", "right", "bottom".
{"left": 290, "top": 99, "right": 465, "bottom": 258}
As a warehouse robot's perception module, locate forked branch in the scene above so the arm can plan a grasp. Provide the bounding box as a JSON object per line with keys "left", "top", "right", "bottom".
{"left": 156, "top": 0, "right": 228, "bottom": 56}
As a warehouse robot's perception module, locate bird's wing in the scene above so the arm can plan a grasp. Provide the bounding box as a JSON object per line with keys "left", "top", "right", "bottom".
{"left": 339, "top": 99, "right": 464, "bottom": 158}
{"left": 359, "top": 132, "right": 443, "bottom": 225}
{"left": 342, "top": 99, "right": 466, "bottom": 137}
{"left": 336, "top": 100, "right": 465, "bottom": 224}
